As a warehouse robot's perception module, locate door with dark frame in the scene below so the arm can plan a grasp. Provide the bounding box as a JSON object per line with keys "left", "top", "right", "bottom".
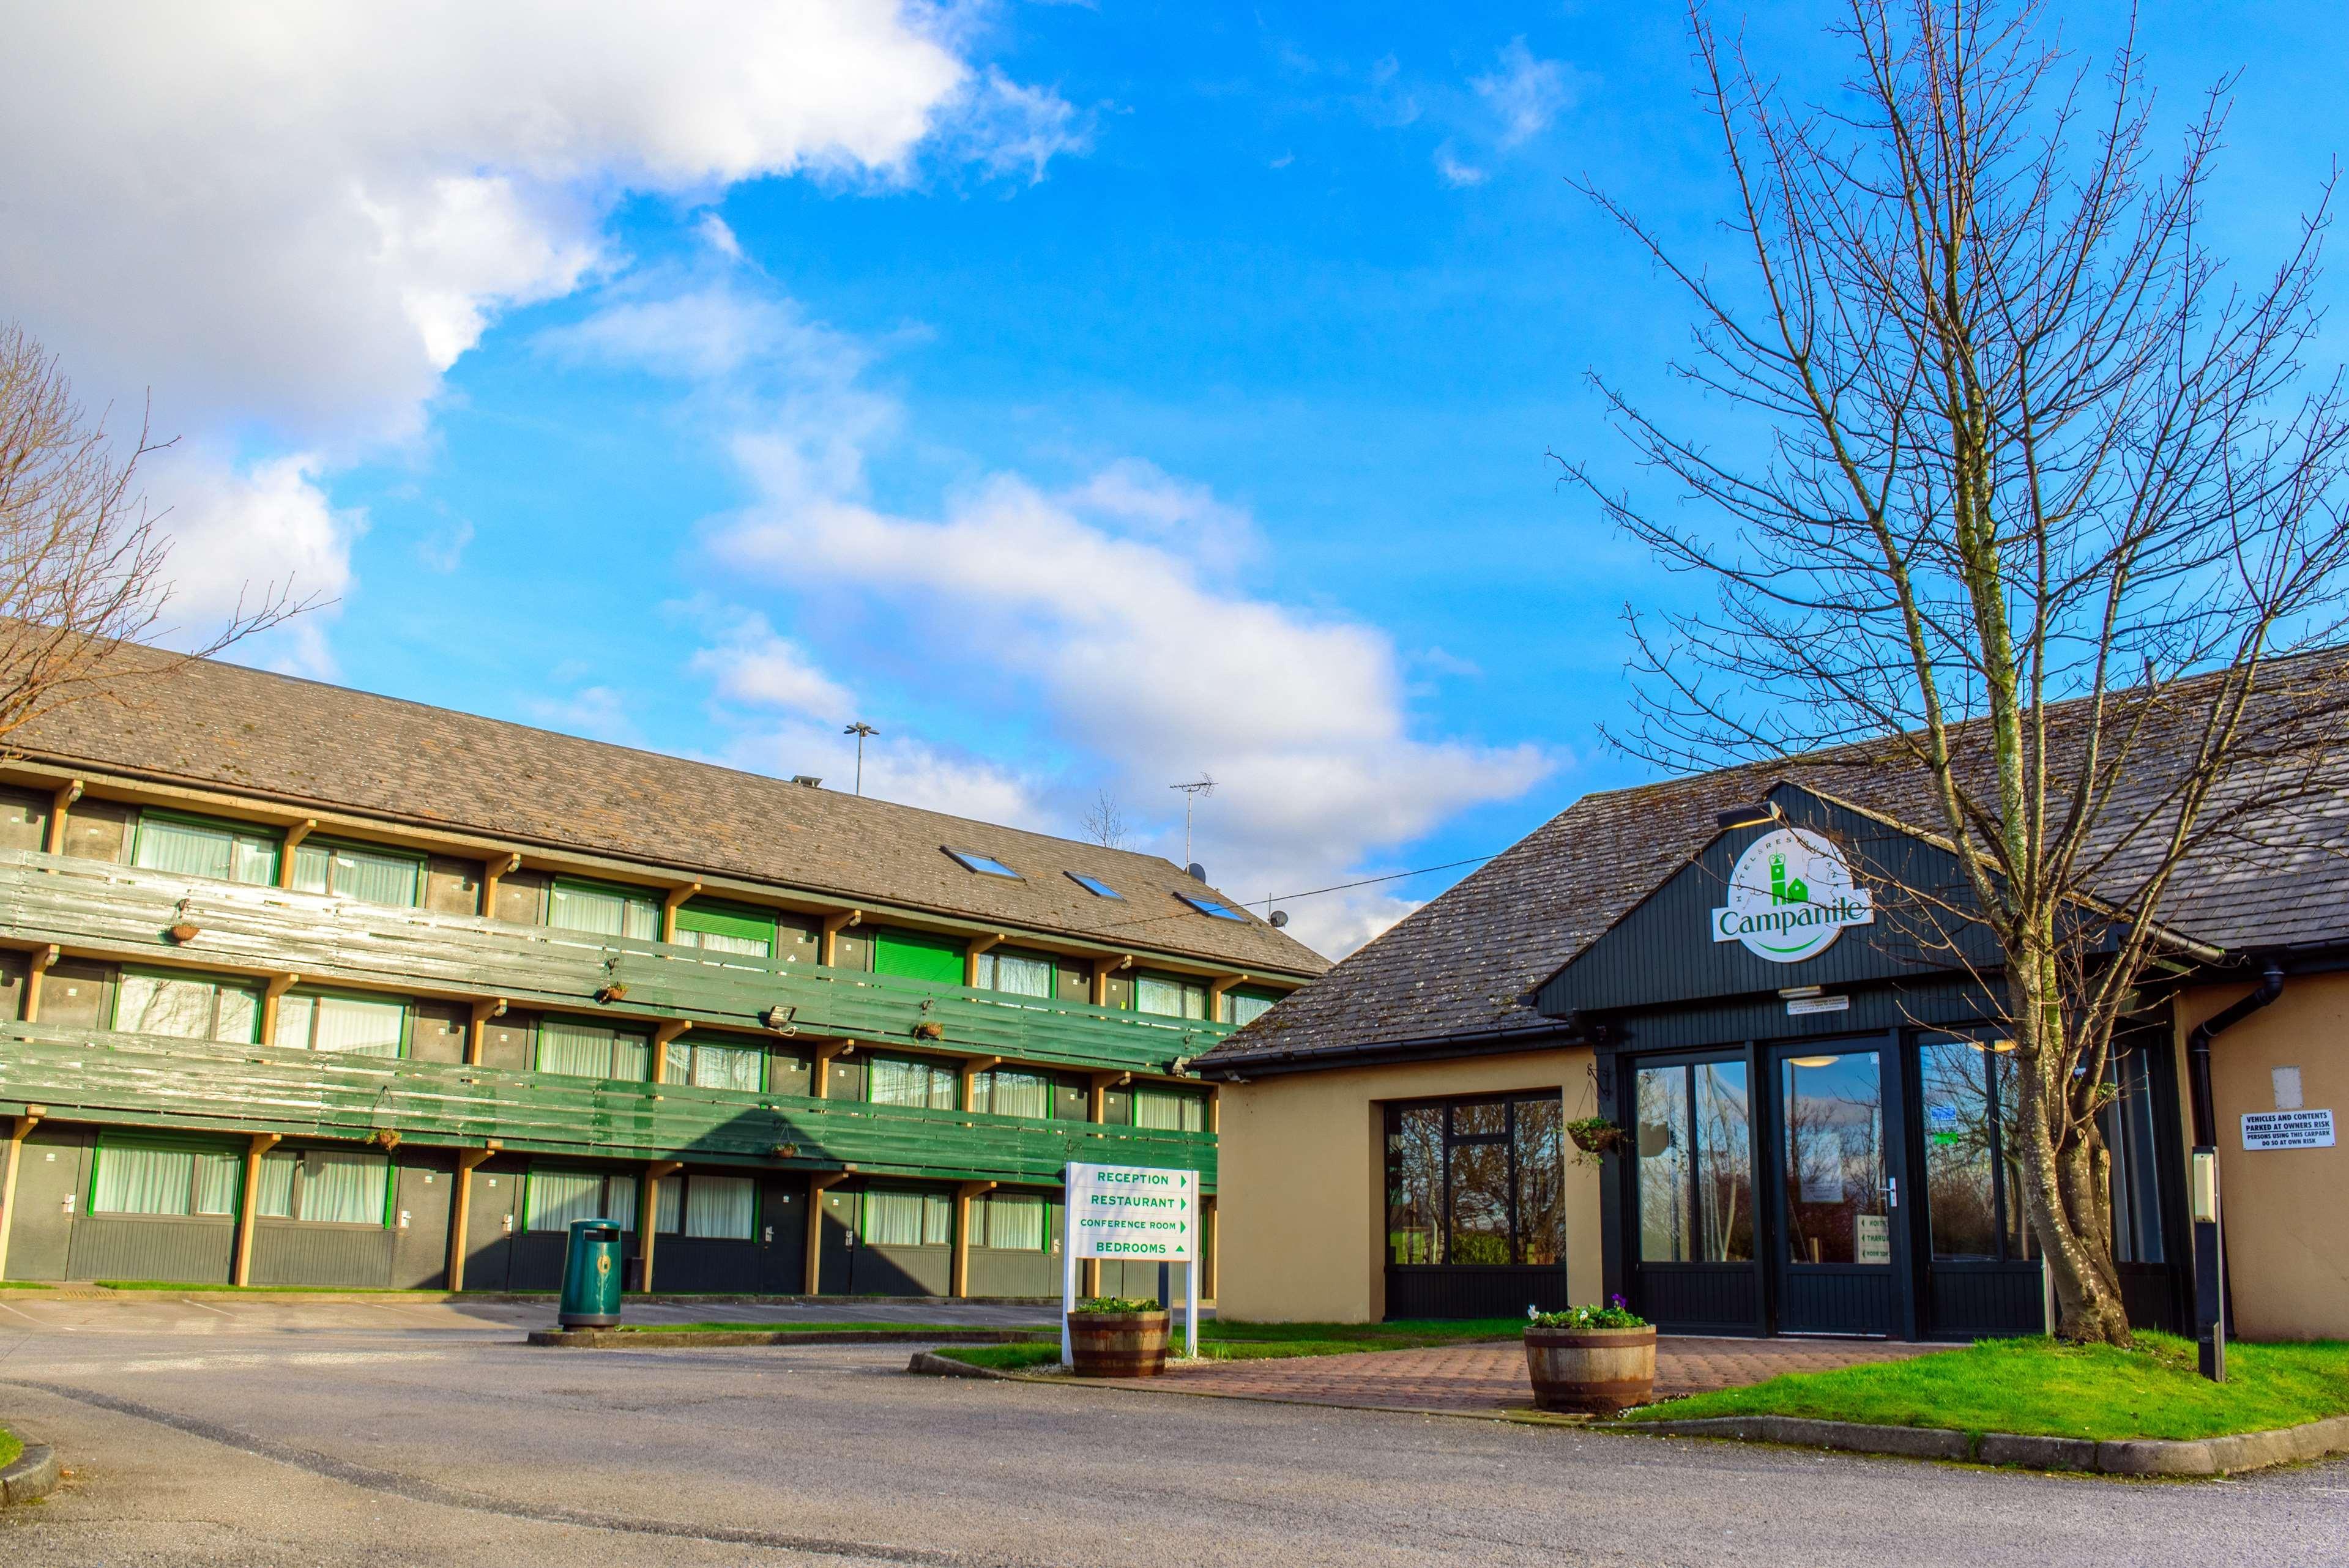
{"left": 1771, "top": 1041, "right": 1911, "bottom": 1336}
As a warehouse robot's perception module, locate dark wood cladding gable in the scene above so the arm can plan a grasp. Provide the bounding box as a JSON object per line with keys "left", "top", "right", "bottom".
{"left": 1538, "top": 790, "right": 2005, "bottom": 1016}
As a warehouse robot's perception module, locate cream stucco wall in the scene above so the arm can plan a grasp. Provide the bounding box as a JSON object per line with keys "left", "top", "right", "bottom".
{"left": 2176, "top": 970, "right": 2349, "bottom": 1342}
{"left": 1214, "top": 1048, "right": 1601, "bottom": 1324}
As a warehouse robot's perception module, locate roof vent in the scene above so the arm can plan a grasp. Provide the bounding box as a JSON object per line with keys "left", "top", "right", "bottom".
{"left": 792, "top": 775, "right": 823, "bottom": 789}
{"left": 1186, "top": 862, "right": 1207, "bottom": 882}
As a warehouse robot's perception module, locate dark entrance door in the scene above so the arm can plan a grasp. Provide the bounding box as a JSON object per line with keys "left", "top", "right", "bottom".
{"left": 1772, "top": 1042, "right": 1910, "bottom": 1336}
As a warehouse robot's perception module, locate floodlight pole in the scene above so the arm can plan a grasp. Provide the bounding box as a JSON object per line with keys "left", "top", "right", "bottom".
{"left": 843, "top": 722, "right": 878, "bottom": 797}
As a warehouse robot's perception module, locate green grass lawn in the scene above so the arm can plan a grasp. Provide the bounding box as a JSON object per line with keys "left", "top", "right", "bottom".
{"left": 944, "top": 1343, "right": 1068, "bottom": 1371}
{"left": 0, "top": 1425, "right": 21, "bottom": 1472}
{"left": 1626, "top": 1333, "right": 2349, "bottom": 1442}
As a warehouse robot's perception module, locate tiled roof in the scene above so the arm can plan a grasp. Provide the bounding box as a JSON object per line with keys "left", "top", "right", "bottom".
{"left": 1205, "top": 654, "right": 2349, "bottom": 1071}
{"left": 7, "top": 652, "right": 1330, "bottom": 979}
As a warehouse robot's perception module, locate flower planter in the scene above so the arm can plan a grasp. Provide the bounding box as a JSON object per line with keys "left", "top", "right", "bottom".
{"left": 1067, "top": 1310, "right": 1171, "bottom": 1378}
{"left": 1524, "top": 1325, "right": 1656, "bottom": 1413}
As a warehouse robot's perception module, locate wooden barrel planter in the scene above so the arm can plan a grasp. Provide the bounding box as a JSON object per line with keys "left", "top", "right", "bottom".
{"left": 1524, "top": 1325, "right": 1656, "bottom": 1413}
{"left": 1067, "top": 1310, "right": 1171, "bottom": 1377}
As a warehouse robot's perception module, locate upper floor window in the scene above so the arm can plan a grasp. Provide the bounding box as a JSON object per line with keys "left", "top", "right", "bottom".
{"left": 1222, "top": 987, "right": 1280, "bottom": 1028}
{"left": 132, "top": 811, "right": 279, "bottom": 886}
{"left": 867, "top": 1053, "right": 958, "bottom": 1109}
{"left": 673, "top": 899, "right": 775, "bottom": 957}
{"left": 114, "top": 968, "right": 261, "bottom": 1043}
{"left": 548, "top": 878, "right": 660, "bottom": 941}
{"left": 291, "top": 839, "right": 421, "bottom": 908}
{"left": 973, "top": 948, "right": 1054, "bottom": 998}
{"left": 663, "top": 1035, "right": 765, "bottom": 1093}
{"left": 945, "top": 847, "right": 1020, "bottom": 877}
{"left": 970, "top": 1066, "right": 1052, "bottom": 1119}
{"left": 275, "top": 990, "right": 408, "bottom": 1057}
{"left": 1135, "top": 973, "right": 1207, "bottom": 1020}
{"left": 1135, "top": 1085, "right": 1207, "bottom": 1134}
{"left": 535, "top": 1017, "right": 651, "bottom": 1082}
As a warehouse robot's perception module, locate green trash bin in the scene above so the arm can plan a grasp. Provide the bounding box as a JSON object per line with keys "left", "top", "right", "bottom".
{"left": 559, "top": 1219, "right": 625, "bottom": 1328}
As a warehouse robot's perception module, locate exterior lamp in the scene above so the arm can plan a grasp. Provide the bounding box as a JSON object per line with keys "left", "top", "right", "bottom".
{"left": 1716, "top": 801, "right": 1782, "bottom": 830}
{"left": 2190, "top": 1148, "right": 2219, "bottom": 1225}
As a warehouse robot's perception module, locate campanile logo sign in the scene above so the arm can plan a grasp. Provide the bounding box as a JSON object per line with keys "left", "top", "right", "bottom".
{"left": 1710, "top": 827, "right": 1875, "bottom": 963}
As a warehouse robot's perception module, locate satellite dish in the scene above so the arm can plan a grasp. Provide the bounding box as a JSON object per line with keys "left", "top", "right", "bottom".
{"left": 1269, "top": 910, "right": 1290, "bottom": 928}
{"left": 1186, "top": 862, "right": 1207, "bottom": 882}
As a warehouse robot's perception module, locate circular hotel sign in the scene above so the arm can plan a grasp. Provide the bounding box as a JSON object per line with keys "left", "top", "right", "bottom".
{"left": 1710, "top": 827, "right": 1875, "bottom": 964}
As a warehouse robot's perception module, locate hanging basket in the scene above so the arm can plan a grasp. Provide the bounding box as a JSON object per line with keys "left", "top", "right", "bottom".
{"left": 1566, "top": 1117, "right": 1628, "bottom": 1156}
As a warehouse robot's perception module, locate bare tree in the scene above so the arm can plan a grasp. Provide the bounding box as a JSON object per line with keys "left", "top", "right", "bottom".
{"left": 0, "top": 321, "right": 303, "bottom": 746}
{"left": 1565, "top": 2, "right": 2349, "bottom": 1342}
{"left": 1079, "top": 788, "right": 1128, "bottom": 849}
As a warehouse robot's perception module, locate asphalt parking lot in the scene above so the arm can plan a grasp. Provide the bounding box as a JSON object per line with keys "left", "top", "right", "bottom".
{"left": 2, "top": 1295, "right": 2345, "bottom": 1567}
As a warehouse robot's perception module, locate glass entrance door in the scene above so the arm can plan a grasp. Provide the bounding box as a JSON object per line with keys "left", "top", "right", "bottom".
{"left": 1774, "top": 1045, "right": 1907, "bottom": 1336}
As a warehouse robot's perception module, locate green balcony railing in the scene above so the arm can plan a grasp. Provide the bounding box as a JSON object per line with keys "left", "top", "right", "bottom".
{"left": 0, "top": 1022, "right": 1216, "bottom": 1187}
{"left": 0, "top": 850, "right": 1234, "bottom": 1076}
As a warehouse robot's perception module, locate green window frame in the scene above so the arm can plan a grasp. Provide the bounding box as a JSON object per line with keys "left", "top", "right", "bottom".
{"left": 546, "top": 877, "right": 661, "bottom": 941}
{"left": 112, "top": 967, "right": 263, "bottom": 1043}
{"left": 865, "top": 1053, "right": 959, "bottom": 1109}
{"left": 653, "top": 1172, "right": 758, "bottom": 1239}
{"left": 661, "top": 1035, "right": 765, "bottom": 1093}
{"left": 1134, "top": 1085, "right": 1207, "bottom": 1133}
{"left": 971, "top": 1066, "right": 1052, "bottom": 1119}
{"left": 524, "top": 1167, "right": 640, "bottom": 1233}
{"left": 129, "top": 809, "right": 280, "bottom": 886}
{"left": 273, "top": 990, "right": 410, "bottom": 1057}
{"left": 290, "top": 838, "right": 423, "bottom": 907}
{"left": 88, "top": 1132, "right": 243, "bottom": 1218}
{"left": 534, "top": 1017, "right": 652, "bottom": 1082}
{"left": 862, "top": 1186, "right": 953, "bottom": 1247}
{"left": 1134, "top": 972, "right": 1207, "bottom": 1020}
{"left": 1222, "top": 986, "right": 1281, "bottom": 1027}
{"left": 977, "top": 1192, "right": 1049, "bottom": 1251}
{"left": 672, "top": 899, "right": 776, "bottom": 957}
{"left": 256, "top": 1148, "right": 395, "bottom": 1227}
{"left": 972, "top": 947, "right": 1054, "bottom": 999}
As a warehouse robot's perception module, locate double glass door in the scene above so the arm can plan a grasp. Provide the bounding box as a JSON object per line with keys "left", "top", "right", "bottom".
{"left": 1775, "top": 1044, "right": 1905, "bottom": 1336}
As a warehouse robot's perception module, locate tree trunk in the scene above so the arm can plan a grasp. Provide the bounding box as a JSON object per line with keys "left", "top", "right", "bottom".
{"left": 2006, "top": 952, "right": 2133, "bottom": 1345}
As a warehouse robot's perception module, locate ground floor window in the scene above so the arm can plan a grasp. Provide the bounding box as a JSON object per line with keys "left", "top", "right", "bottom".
{"left": 655, "top": 1173, "right": 756, "bottom": 1239}
{"left": 526, "top": 1168, "right": 640, "bottom": 1233}
{"left": 862, "top": 1186, "right": 952, "bottom": 1247}
{"left": 259, "top": 1150, "right": 392, "bottom": 1225}
{"left": 976, "top": 1192, "right": 1048, "bottom": 1250}
{"left": 1384, "top": 1093, "right": 1566, "bottom": 1266}
{"left": 91, "top": 1136, "right": 240, "bottom": 1217}
{"left": 1634, "top": 1059, "right": 1755, "bottom": 1263}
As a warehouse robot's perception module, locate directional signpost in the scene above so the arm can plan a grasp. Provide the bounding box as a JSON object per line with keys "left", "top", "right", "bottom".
{"left": 1061, "top": 1162, "right": 1199, "bottom": 1363}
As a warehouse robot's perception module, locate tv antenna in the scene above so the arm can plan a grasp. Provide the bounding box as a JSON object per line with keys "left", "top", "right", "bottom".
{"left": 1169, "top": 774, "right": 1215, "bottom": 868}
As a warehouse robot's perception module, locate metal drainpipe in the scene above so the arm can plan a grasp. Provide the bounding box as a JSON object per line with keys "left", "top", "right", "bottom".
{"left": 2180, "top": 960, "right": 2284, "bottom": 1382}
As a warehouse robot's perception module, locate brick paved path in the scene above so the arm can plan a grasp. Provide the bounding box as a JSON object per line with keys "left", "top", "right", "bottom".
{"left": 1148, "top": 1335, "right": 1945, "bottom": 1416}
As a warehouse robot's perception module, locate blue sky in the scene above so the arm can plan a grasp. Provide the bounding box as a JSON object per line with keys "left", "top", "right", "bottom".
{"left": 5, "top": 2, "right": 2343, "bottom": 954}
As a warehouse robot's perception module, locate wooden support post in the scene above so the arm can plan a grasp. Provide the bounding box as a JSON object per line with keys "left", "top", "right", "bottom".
{"left": 638, "top": 1160, "right": 683, "bottom": 1292}
{"left": 0, "top": 1110, "right": 42, "bottom": 1284}
{"left": 277, "top": 819, "right": 319, "bottom": 889}
{"left": 950, "top": 1180, "right": 996, "bottom": 1299}
{"left": 651, "top": 1019, "right": 693, "bottom": 1084}
{"left": 446, "top": 1147, "right": 494, "bottom": 1291}
{"left": 961, "top": 1056, "right": 1001, "bottom": 1112}
{"left": 964, "top": 934, "right": 1003, "bottom": 987}
{"left": 261, "top": 973, "right": 302, "bottom": 1045}
{"left": 1207, "top": 973, "right": 1248, "bottom": 1025}
{"left": 1090, "top": 954, "right": 1133, "bottom": 1006}
{"left": 1207, "top": 1086, "right": 1221, "bottom": 1137}
{"left": 21, "top": 945, "right": 59, "bottom": 1024}
{"left": 819, "top": 909, "right": 862, "bottom": 967}
{"left": 232, "top": 1132, "right": 281, "bottom": 1286}
{"left": 44, "top": 781, "right": 80, "bottom": 854}
{"left": 480, "top": 852, "right": 520, "bottom": 920}
{"left": 466, "top": 998, "right": 508, "bottom": 1066}
{"left": 810, "top": 1039, "right": 854, "bottom": 1099}
{"left": 804, "top": 1171, "right": 849, "bottom": 1294}
{"left": 660, "top": 883, "right": 702, "bottom": 943}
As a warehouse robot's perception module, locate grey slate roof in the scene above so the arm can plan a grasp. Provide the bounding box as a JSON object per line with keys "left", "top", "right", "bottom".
{"left": 1205, "top": 653, "right": 2349, "bottom": 1072}
{"left": 6, "top": 653, "right": 1330, "bottom": 979}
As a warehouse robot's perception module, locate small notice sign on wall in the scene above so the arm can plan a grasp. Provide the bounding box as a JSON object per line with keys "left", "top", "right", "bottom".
{"left": 2242, "top": 1110, "right": 2336, "bottom": 1151}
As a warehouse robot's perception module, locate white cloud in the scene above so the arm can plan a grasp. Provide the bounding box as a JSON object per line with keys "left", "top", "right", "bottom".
{"left": 416, "top": 516, "right": 475, "bottom": 574}
{"left": 526, "top": 685, "right": 636, "bottom": 744}
{"left": 1472, "top": 38, "right": 1574, "bottom": 149}
{"left": 688, "top": 613, "right": 856, "bottom": 719}
{"left": 720, "top": 718, "right": 1049, "bottom": 830}
{"left": 1435, "top": 147, "right": 1489, "bottom": 188}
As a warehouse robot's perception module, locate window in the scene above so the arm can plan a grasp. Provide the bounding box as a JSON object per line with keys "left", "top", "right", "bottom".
{"left": 1221, "top": 987, "right": 1279, "bottom": 1027}
{"left": 1066, "top": 872, "right": 1122, "bottom": 899}
{"left": 130, "top": 811, "right": 279, "bottom": 886}
{"left": 535, "top": 1017, "right": 652, "bottom": 1081}
{"left": 863, "top": 1186, "right": 953, "bottom": 1246}
{"left": 526, "top": 1168, "right": 639, "bottom": 1233}
{"left": 1134, "top": 1086, "right": 1206, "bottom": 1133}
{"left": 866, "top": 1054, "right": 959, "bottom": 1109}
{"left": 547, "top": 879, "right": 660, "bottom": 941}
{"left": 1177, "top": 891, "right": 1245, "bottom": 921}
{"left": 258, "top": 1150, "right": 392, "bottom": 1225}
{"left": 979, "top": 1192, "right": 1048, "bottom": 1250}
{"left": 972, "top": 1067, "right": 1052, "bottom": 1119}
{"left": 944, "top": 847, "right": 1019, "bottom": 877}
{"left": 1382, "top": 1094, "right": 1569, "bottom": 1268}
{"left": 1134, "top": 973, "right": 1207, "bottom": 1020}
{"left": 275, "top": 992, "right": 408, "bottom": 1057}
{"left": 114, "top": 969, "right": 262, "bottom": 1043}
{"left": 91, "top": 1137, "right": 240, "bottom": 1217}
{"left": 291, "top": 840, "right": 422, "bottom": 907}
{"left": 1919, "top": 1038, "right": 2000, "bottom": 1260}
{"left": 673, "top": 899, "right": 775, "bottom": 957}
{"left": 973, "top": 948, "right": 1054, "bottom": 998}
{"left": 1634, "top": 1060, "right": 1754, "bottom": 1264}
{"left": 654, "top": 1173, "right": 756, "bottom": 1239}
{"left": 663, "top": 1035, "right": 765, "bottom": 1093}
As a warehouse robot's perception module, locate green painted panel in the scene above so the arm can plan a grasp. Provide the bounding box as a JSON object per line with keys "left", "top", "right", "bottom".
{"left": 873, "top": 927, "right": 965, "bottom": 984}
{"left": 674, "top": 899, "right": 775, "bottom": 948}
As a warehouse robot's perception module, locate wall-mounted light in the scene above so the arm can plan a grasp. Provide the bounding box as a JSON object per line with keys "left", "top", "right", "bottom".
{"left": 2190, "top": 1148, "right": 2219, "bottom": 1224}
{"left": 1787, "top": 1055, "right": 1838, "bottom": 1069}
{"left": 1716, "top": 801, "right": 1782, "bottom": 830}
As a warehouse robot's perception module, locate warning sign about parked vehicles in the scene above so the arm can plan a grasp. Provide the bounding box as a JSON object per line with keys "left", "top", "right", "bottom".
{"left": 2241, "top": 1110, "right": 2336, "bottom": 1151}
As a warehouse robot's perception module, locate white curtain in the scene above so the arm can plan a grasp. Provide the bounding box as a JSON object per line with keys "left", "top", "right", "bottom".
{"left": 604, "top": 1175, "right": 639, "bottom": 1232}
{"left": 691, "top": 1044, "right": 763, "bottom": 1093}
{"left": 984, "top": 1194, "right": 1046, "bottom": 1250}
{"left": 192, "top": 1150, "right": 239, "bottom": 1214}
{"left": 549, "top": 883, "right": 660, "bottom": 940}
{"left": 869, "top": 1056, "right": 953, "bottom": 1109}
{"left": 690, "top": 929, "right": 770, "bottom": 957}
{"left": 311, "top": 995, "right": 406, "bottom": 1056}
{"left": 538, "top": 1020, "right": 649, "bottom": 1081}
{"left": 656, "top": 1178, "right": 685, "bottom": 1235}
{"left": 117, "top": 973, "right": 258, "bottom": 1042}
{"left": 257, "top": 1153, "right": 298, "bottom": 1217}
{"left": 864, "top": 1187, "right": 926, "bottom": 1246}
{"left": 527, "top": 1170, "right": 605, "bottom": 1232}
{"left": 684, "top": 1176, "right": 754, "bottom": 1239}
{"left": 984, "top": 1069, "right": 1050, "bottom": 1120}
{"left": 1227, "top": 992, "right": 1274, "bottom": 1027}
{"left": 994, "top": 952, "right": 1053, "bottom": 998}
{"left": 1136, "top": 1088, "right": 1204, "bottom": 1132}
{"left": 93, "top": 1143, "right": 195, "bottom": 1214}
{"left": 300, "top": 1153, "right": 389, "bottom": 1224}
{"left": 133, "top": 816, "right": 275, "bottom": 885}
{"left": 331, "top": 846, "right": 421, "bottom": 907}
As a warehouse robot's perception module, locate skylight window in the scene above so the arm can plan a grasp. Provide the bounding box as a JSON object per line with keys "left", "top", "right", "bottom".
{"left": 1179, "top": 891, "right": 1246, "bottom": 921}
{"left": 1067, "top": 872, "right": 1123, "bottom": 900}
{"left": 945, "top": 847, "right": 1020, "bottom": 878}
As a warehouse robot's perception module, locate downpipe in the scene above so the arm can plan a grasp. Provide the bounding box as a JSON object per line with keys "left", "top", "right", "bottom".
{"left": 2182, "top": 960, "right": 2285, "bottom": 1382}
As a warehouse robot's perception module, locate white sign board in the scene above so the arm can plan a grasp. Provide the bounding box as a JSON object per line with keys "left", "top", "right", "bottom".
{"left": 2242, "top": 1110, "right": 2336, "bottom": 1151}
{"left": 1854, "top": 1214, "right": 1891, "bottom": 1265}
{"left": 1062, "top": 1162, "right": 1200, "bottom": 1364}
{"left": 1710, "top": 828, "right": 1874, "bottom": 964}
